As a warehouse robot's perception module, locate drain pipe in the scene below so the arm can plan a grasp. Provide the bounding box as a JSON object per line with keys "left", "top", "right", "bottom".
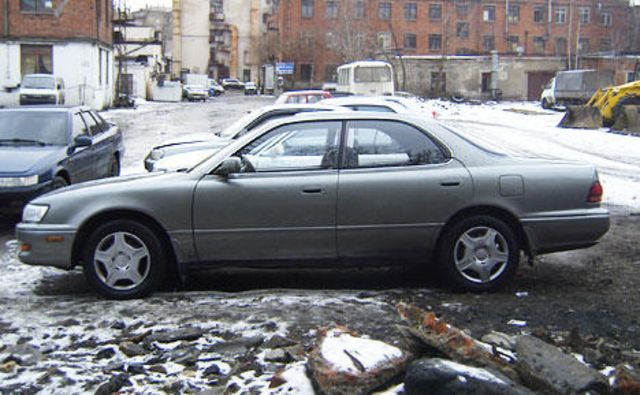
{"left": 3, "top": 0, "right": 9, "bottom": 37}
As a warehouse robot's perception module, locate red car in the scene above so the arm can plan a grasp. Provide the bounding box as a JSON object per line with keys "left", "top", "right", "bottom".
{"left": 274, "top": 90, "right": 332, "bottom": 104}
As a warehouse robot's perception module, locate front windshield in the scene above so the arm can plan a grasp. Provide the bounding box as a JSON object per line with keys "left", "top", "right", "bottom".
{"left": 0, "top": 112, "right": 68, "bottom": 146}
{"left": 218, "top": 110, "right": 259, "bottom": 139}
{"left": 22, "top": 76, "right": 56, "bottom": 89}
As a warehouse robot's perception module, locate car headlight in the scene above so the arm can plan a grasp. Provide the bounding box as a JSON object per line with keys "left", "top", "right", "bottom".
{"left": 0, "top": 175, "right": 39, "bottom": 187}
{"left": 22, "top": 204, "right": 49, "bottom": 223}
{"left": 149, "top": 149, "right": 165, "bottom": 161}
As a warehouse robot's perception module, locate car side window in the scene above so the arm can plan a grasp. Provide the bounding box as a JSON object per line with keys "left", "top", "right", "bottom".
{"left": 237, "top": 121, "right": 342, "bottom": 172}
{"left": 72, "top": 113, "right": 89, "bottom": 139}
{"left": 80, "top": 112, "right": 101, "bottom": 136}
{"left": 87, "top": 111, "right": 108, "bottom": 133}
{"left": 345, "top": 120, "right": 448, "bottom": 169}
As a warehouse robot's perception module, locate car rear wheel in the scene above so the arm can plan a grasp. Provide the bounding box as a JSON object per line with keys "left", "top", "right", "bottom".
{"left": 83, "top": 220, "right": 167, "bottom": 299}
{"left": 438, "top": 215, "right": 519, "bottom": 291}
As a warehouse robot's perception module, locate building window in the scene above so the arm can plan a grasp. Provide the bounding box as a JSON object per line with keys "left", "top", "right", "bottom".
{"left": 483, "top": 35, "right": 495, "bottom": 52}
{"left": 429, "top": 4, "right": 442, "bottom": 20}
{"left": 325, "top": 64, "right": 337, "bottom": 82}
{"left": 599, "top": 11, "right": 612, "bottom": 27}
{"left": 326, "top": 32, "right": 336, "bottom": 49}
{"left": 627, "top": 71, "right": 635, "bottom": 83}
{"left": 508, "top": 5, "right": 519, "bottom": 23}
{"left": 599, "top": 38, "right": 612, "bottom": 52}
{"left": 533, "top": 37, "right": 545, "bottom": 54}
{"left": 20, "top": 45, "right": 53, "bottom": 76}
{"left": 431, "top": 72, "right": 446, "bottom": 95}
{"left": 579, "top": 7, "right": 590, "bottom": 24}
{"left": 555, "top": 7, "right": 567, "bottom": 24}
{"left": 456, "top": 22, "right": 469, "bottom": 39}
{"left": 378, "top": 32, "right": 392, "bottom": 49}
{"left": 456, "top": 4, "right": 468, "bottom": 18}
{"left": 300, "top": 32, "right": 314, "bottom": 47}
{"left": 404, "top": 33, "right": 417, "bottom": 49}
{"left": 483, "top": 5, "right": 495, "bottom": 22}
{"left": 300, "top": 63, "right": 313, "bottom": 82}
{"left": 404, "top": 3, "right": 417, "bottom": 21}
{"left": 578, "top": 38, "right": 589, "bottom": 54}
{"left": 326, "top": 0, "right": 339, "bottom": 18}
{"left": 353, "top": 0, "right": 366, "bottom": 18}
{"left": 534, "top": 6, "right": 545, "bottom": 23}
{"left": 555, "top": 37, "right": 567, "bottom": 56}
{"left": 428, "top": 34, "right": 442, "bottom": 51}
{"left": 301, "top": 0, "right": 314, "bottom": 18}
{"left": 506, "top": 36, "right": 519, "bottom": 53}
{"left": 20, "top": 0, "right": 54, "bottom": 13}
{"left": 378, "top": 2, "right": 392, "bottom": 20}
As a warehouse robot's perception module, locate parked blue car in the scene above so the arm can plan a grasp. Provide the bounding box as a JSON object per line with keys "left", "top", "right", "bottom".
{"left": 0, "top": 106, "right": 123, "bottom": 214}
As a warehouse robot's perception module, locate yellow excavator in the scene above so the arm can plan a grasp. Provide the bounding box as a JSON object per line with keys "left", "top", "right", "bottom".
{"left": 559, "top": 61, "right": 640, "bottom": 132}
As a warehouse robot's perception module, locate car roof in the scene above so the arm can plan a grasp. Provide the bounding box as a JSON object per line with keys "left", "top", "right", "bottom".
{"left": 0, "top": 105, "right": 90, "bottom": 113}
{"left": 320, "top": 96, "right": 409, "bottom": 112}
{"left": 258, "top": 103, "right": 350, "bottom": 112}
{"left": 280, "top": 90, "right": 328, "bottom": 96}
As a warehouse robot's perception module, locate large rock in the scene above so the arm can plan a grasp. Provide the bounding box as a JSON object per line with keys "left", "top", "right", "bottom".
{"left": 515, "top": 335, "right": 609, "bottom": 394}
{"left": 613, "top": 364, "right": 640, "bottom": 395}
{"left": 404, "top": 358, "right": 534, "bottom": 395}
{"left": 308, "top": 326, "right": 411, "bottom": 395}
{"left": 145, "top": 327, "right": 205, "bottom": 343}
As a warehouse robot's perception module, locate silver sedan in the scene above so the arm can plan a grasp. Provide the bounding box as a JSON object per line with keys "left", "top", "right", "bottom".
{"left": 16, "top": 112, "right": 609, "bottom": 299}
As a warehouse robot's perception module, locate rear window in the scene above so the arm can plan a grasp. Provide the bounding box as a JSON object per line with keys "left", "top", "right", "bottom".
{"left": 0, "top": 112, "right": 68, "bottom": 145}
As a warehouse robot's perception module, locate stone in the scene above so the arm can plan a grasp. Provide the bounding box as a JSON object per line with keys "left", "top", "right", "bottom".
{"left": 146, "top": 327, "right": 205, "bottom": 343}
{"left": 96, "top": 347, "right": 116, "bottom": 360}
{"left": 119, "top": 341, "right": 146, "bottom": 357}
{"left": 404, "top": 358, "right": 534, "bottom": 395}
{"left": 308, "top": 326, "right": 411, "bottom": 395}
{"left": 103, "top": 361, "right": 125, "bottom": 373}
{"left": 127, "top": 362, "right": 146, "bottom": 375}
{"left": 203, "top": 364, "right": 222, "bottom": 377}
{"left": 480, "top": 331, "right": 516, "bottom": 351}
{"left": 2, "top": 344, "right": 42, "bottom": 366}
{"left": 515, "top": 335, "right": 609, "bottom": 394}
{"left": 55, "top": 318, "right": 80, "bottom": 327}
{"left": 0, "top": 360, "right": 17, "bottom": 373}
{"left": 36, "top": 367, "right": 65, "bottom": 385}
{"left": 263, "top": 335, "right": 297, "bottom": 349}
{"left": 613, "top": 364, "right": 640, "bottom": 395}
{"left": 148, "top": 364, "right": 168, "bottom": 374}
{"left": 170, "top": 347, "right": 200, "bottom": 366}
{"left": 94, "top": 374, "right": 131, "bottom": 395}
{"left": 111, "top": 320, "right": 126, "bottom": 330}
{"left": 264, "top": 349, "right": 293, "bottom": 363}
{"left": 206, "top": 336, "right": 264, "bottom": 356}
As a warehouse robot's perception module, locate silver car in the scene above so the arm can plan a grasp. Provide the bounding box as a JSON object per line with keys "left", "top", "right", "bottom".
{"left": 16, "top": 112, "right": 609, "bottom": 299}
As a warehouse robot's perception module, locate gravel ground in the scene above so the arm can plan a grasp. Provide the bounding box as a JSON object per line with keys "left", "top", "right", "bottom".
{"left": 1, "top": 94, "right": 639, "bottom": 393}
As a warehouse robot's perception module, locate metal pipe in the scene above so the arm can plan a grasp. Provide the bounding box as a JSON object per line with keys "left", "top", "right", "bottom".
{"left": 3, "top": 0, "right": 9, "bottom": 37}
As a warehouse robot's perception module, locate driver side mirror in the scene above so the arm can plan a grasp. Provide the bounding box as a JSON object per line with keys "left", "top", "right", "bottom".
{"left": 68, "top": 135, "right": 92, "bottom": 154}
{"left": 214, "top": 157, "right": 241, "bottom": 178}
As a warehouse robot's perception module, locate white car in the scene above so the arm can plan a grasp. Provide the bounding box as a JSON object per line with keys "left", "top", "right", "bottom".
{"left": 320, "top": 96, "right": 412, "bottom": 113}
{"left": 144, "top": 104, "right": 352, "bottom": 172}
{"left": 19, "top": 74, "right": 65, "bottom": 105}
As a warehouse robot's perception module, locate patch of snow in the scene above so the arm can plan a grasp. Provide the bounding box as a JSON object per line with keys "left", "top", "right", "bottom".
{"left": 507, "top": 320, "right": 527, "bottom": 327}
{"left": 436, "top": 359, "right": 507, "bottom": 385}
{"left": 320, "top": 328, "right": 403, "bottom": 374}
{"left": 372, "top": 383, "right": 405, "bottom": 395}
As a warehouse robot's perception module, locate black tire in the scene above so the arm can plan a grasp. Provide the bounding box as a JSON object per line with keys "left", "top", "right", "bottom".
{"left": 437, "top": 215, "right": 519, "bottom": 292}
{"left": 108, "top": 156, "right": 120, "bottom": 177}
{"left": 541, "top": 98, "right": 551, "bottom": 110}
{"left": 51, "top": 175, "right": 69, "bottom": 189}
{"left": 83, "top": 219, "right": 167, "bottom": 299}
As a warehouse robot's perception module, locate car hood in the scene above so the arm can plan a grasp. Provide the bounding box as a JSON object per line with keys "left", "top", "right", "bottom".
{"left": 156, "top": 133, "right": 224, "bottom": 148}
{"left": 39, "top": 172, "right": 170, "bottom": 200}
{"left": 154, "top": 148, "right": 221, "bottom": 172}
{"left": 0, "top": 146, "right": 65, "bottom": 175}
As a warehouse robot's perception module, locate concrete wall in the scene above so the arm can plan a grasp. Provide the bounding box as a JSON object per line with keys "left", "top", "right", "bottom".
{"left": 180, "top": 0, "right": 209, "bottom": 74}
{"left": 394, "top": 56, "right": 567, "bottom": 100}
{"left": 0, "top": 42, "right": 113, "bottom": 109}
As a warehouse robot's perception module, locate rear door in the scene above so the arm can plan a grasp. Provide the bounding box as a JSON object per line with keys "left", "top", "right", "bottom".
{"left": 336, "top": 120, "right": 473, "bottom": 259}
{"left": 83, "top": 110, "right": 116, "bottom": 177}
{"left": 65, "top": 112, "right": 95, "bottom": 183}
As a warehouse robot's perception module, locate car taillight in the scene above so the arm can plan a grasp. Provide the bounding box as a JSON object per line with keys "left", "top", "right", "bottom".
{"left": 587, "top": 180, "right": 603, "bottom": 203}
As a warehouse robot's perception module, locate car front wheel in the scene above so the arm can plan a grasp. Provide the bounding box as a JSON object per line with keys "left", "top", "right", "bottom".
{"left": 83, "top": 220, "right": 167, "bottom": 299}
{"left": 438, "top": 215, "right": 519, "bottom": 291}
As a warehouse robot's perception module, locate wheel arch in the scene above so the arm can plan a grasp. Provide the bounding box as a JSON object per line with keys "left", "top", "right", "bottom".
{"left": 435, "top": 205, "right": 532, "bottom": 259}
{"left": 72, "top": 209, "right": 178, "bottom": 273}
{"left": 54, "top": 168, "right": 71, "bottom": 184}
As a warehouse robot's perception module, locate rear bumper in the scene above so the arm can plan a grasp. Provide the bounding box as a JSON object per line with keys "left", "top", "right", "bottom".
{"left": 16, "top": 223, "right": 77, "bottom": 269}
{"left": 521, "top": 208, "right": 610, "bottom": 255}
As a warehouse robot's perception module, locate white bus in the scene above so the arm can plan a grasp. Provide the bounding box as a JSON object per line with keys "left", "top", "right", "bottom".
{"left": 336, "top": 61, "right": 395, "bottom": 96}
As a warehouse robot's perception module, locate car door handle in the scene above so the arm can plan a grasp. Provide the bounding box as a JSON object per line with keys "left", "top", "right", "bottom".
{"left": 302, "top": 186, "right": 324, "bottom": 194}
{"left": 440, "top": 179, "right": 461, "bottom": 187}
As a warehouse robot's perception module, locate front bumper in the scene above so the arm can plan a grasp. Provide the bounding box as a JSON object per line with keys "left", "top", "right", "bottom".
{"left": 0, "top": 181, "right": 53, "bottom": 214}
{"left": 20, "top": 95, "right": 56, "bottom": 105}
{"left": 521, "top": 208, "right": 610, "bottom": 255}
{"left": 16, "top": 223, "right": 77, "bottom": 269}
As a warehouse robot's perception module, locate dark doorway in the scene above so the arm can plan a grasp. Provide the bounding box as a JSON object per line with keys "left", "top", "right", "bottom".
{"left": 527, "top": 71, "right": 555, "bottom": 101}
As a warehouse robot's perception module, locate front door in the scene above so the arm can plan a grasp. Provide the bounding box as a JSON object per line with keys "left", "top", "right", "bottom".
{"left": 192, "top": 120, "right": 343, "bottom": 262}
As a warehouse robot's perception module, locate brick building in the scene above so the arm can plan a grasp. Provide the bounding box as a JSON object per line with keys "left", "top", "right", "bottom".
{"left": 271, "top": 0, "right": 639, "bottom": 98}
{"left": 0, "top": 0, "right": 114, "bottom": 108}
